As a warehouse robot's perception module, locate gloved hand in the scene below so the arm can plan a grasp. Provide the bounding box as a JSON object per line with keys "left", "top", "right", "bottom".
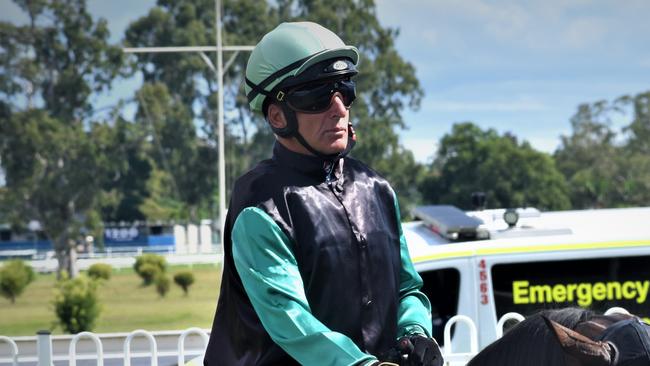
{"left": 398, "top": 335, "right": 444, "bottom": 366}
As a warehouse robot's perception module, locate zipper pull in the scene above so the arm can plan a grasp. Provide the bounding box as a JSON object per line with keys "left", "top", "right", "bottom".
{"left": 324, "top": 161, "right": 337, "bottom": 185}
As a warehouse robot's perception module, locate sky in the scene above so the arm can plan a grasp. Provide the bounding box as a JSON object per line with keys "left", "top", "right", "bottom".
{"left": 374, "top": 0, "right": 650, "bottom": 161}
{"left": 1, "top": 0, "right": 649, "bottom": 165}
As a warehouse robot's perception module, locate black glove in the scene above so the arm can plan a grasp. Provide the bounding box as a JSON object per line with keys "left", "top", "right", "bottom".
{"left": 399, "top": 335, "right": 444, "bottom": 366}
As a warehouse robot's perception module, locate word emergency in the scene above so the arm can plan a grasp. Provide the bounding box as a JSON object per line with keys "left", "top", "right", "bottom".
{"left": 512, "top": 280, "right": 650, "bottom": 307}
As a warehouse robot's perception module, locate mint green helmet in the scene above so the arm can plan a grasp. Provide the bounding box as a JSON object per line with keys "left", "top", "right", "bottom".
{"left": 245, "top": 22, "right": 360, "bottom": 113}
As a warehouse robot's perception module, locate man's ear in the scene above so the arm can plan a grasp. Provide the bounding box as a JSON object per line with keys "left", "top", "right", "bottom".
{"left": 267, "top": 103, "right": 287, "bottom": 129}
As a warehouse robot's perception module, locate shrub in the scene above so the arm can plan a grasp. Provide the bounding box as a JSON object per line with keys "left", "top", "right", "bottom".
{"left": 173, "top": 271, "right": 195, "bottom": 296}
{"left": 138, "top": 263, "right": 160, "bottom": 286}
{"left": 155, "top": 274, "right": 170, "bottom": 298}
{"left": 87, "top": 263, "right": 112, "bottom": 280}
{"left": 0, "top": 259, "right": 36, "bottom": 304}
{"left": 53, "top": 273, "right": 101, "bottom": 333}
{"left": 134, "top": 254, "right": 166, "bottom": 285}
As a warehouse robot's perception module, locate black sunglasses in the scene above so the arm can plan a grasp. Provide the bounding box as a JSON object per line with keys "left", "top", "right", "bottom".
{"left": 280, "top": 79, "right": 356, "bottom": 114}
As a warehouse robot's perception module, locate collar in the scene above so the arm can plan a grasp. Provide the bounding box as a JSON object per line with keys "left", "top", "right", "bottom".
{"left": 272, "top": 141, "right": 339, "bottom": 178}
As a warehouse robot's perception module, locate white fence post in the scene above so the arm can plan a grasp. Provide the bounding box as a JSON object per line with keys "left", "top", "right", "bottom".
{"left": 124, "top": 330, "right": 158, "bottom": 366}
{"left": 0, "top": 336, "right": 19, "bottom": 366}
{"left": 36, "top": 330, "right": 53, "bottom": 366}
{"left": 177, "top": 327, "right": 209, "bottom": 366}
{"left": 496, "top": 312, "right": 525, "bottom": 338}
{"left": 69, "top": 331, "right": 104, "bottom": 366}
{"left": 443, "top": 315, "right": 478, "bottom": 365}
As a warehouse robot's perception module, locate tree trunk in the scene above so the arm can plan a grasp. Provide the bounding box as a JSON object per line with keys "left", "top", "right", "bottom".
{"left": 55, "top": 238, "right": 78, "bottom": 279}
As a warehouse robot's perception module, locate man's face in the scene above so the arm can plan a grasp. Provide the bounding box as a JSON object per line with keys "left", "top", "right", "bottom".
{"left": 294, "top": 93, "right": 349, "bottom": 155}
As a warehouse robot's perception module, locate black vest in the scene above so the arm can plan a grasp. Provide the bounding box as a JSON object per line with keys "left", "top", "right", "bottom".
{"left": 204, "top": 143, "right": 403, "bottom": 365}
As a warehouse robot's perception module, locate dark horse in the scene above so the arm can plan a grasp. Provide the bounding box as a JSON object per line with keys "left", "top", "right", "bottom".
{"left": 467, "top": 308, "right": 650, "bottom": 366}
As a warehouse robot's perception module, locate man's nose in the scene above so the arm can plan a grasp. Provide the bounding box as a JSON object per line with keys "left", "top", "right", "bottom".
{"left": 329, "top": 92, "right": 348, "bottom": 117}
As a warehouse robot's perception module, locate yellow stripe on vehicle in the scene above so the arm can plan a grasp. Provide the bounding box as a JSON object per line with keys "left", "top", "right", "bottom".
{"left": 412, "top": 240, "right": 650, "bottom": 263}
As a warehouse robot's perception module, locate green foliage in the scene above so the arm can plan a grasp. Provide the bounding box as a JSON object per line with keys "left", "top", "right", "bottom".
{"left": 0, "top": 260, "right": 36, "bottom": 304}
{"left": 132, "top": 83, "right": 218, "bottom": 220}
{"left": 173, "top": 271, "right": 195, "bottom": 296}
{"left": 87, "top": 263, "right": 112, "bottom": 281}
{"left": 134, "top": 254, "right": 167, "bottom": 285}
{"left": 155, "top": 274, "right": 171, "bottom": 298}
{"left": 138, "top": 168, "right": 187, "bottom": 220}
{"left": 134, "top": 254, "right": 167, "bottom": 273}
{"left": 421, "top": 122, "right": 571, "bottom": 210}
{"left": 0, "top": 0, "right": 124, "bottom": 277}
{"left": 97, "top": 118, "right": 153, "bottom": 222}
{"left": 138, "top": 264, "right": 161, "bottom": 286}
{"left": 622, "top": 91, "right": 650, "bottom": 155}
{"left": 555, "top": 91, "right": 650, "bottom": 208}
{"left": 53, "top": 274, "right": 101, "bottom": 334}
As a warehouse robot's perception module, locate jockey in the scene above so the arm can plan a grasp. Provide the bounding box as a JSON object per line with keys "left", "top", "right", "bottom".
{"left": 204, "top": 21, "right": 443, "bottom": 366}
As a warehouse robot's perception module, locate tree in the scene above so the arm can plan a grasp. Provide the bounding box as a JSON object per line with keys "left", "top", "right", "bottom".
{"left": 87, "top": 263, "right": 112, "bottom": 281}
{"left": 0, "top": 111, "right": 114, "bottom": 278}
{"left": 554, "top": 102, "right": 619, "bottom": 208}
{"left": 0, "top": 0, "right": 123, "bottom": 277}
{"left": 53, "top": 273, "right": 101, "bottom": 333}
{"left": 133, "top": 82, "right": 218, "bottom": 220}
{"left": 421, "top": 122, "right": 570, "bottom": 211}
{"left": 555, "top": 91, "right": 650, "bottom": 208}
{"left": 134, "top": 253, "right": 167, "bottom": 285}
{"left": 173, "top": 271, "right": 195, "bottom": 296}
{"left": 123, "top": 0, "right": 274, "bottom": 218}
{"left": 621, "top": 91, "right": 650, "bottom": 155}
{"left": 617, "top": 92, "right": 650, "bottom": 206}
{"left": 98, "top": 117, "right": 153, "bottom": 222}
{"left": 0, "top": 260, "right": 35, "bottom": 304}
{"left": 155, "top": 274, "right": 171, "bottom": 298}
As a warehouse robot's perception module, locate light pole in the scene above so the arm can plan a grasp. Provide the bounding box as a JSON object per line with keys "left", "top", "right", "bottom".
{"left": 123, "top": 0, "right": 254, "bottom": 240}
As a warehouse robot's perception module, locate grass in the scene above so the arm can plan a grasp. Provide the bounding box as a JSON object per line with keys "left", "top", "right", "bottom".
{"left": 0, "top": 263, "right": 222, "bottom": 336}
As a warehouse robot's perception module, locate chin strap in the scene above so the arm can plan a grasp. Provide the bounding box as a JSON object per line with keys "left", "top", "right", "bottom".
{"left": 274, "top": 104, "right": 356, "bottom": 162}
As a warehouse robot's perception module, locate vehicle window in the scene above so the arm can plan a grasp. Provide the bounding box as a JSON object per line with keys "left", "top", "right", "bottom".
{"left": 419, "top": 268, "right": 461, "bottom": 345}
{"left": 491, "top": 255, "right": 650, "bottom": 323}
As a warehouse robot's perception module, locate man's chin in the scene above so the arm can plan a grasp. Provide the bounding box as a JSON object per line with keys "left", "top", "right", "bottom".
{"left": 324, "top": 140, "right": 348, "bottom": 155}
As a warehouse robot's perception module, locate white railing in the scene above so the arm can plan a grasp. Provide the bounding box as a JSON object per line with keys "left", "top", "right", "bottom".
{"left": 605, "top": 307, "right": 630, "bottom": 316}
{"left": 495, "top": 312, "right": 525, "bottom": 338}
{"left": 124, "top": 330, "right": 158, "bottom": 366}
{"left": 0, "top": 337, "right": 18, "bottom": 366}
{"left": 0, "top": 307, "right": 629, "bottom": 366}
{"left": 69, "top": 332, "right": 103, "bottom": 366}
{"left": 443, "top": 315, "right": 479, "bottom": 365}
{"left": 0, "top": 328, "right": 210, "bottom": 366}
{"left": 178, "top": 327, "right": 209, "bottom": 366}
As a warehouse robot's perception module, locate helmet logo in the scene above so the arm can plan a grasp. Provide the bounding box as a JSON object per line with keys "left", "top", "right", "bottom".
{"left": 332, "top": 60, "right": 348, "bottom": 71}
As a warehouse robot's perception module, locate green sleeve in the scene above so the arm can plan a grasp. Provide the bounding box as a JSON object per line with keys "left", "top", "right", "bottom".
{"left": 393, "top": 195, "right": 433, "bottom": 338}
{"left": 232, "top": 207, "right": 376, "bottom": 366}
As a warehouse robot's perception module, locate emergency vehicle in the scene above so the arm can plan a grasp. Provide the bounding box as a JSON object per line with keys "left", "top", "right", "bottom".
{"left": 403, "top": 205, "right": 650, "bottom": 353}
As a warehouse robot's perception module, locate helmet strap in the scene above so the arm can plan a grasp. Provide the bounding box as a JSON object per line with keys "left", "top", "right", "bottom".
{"left": 269, "top": 103, "right": 298, "bottom": 138}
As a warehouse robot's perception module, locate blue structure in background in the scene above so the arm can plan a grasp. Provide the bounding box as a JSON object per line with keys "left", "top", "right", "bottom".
{"left": 0, "top": 223, "right": 176, "bottom": 253}
{"left": 103, "top": 225, "right": 174, "bottom": 247}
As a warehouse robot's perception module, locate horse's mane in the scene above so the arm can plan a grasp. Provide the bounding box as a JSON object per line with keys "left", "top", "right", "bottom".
{"left": 467, "top": 308, "right": 596, "bottom": 366}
